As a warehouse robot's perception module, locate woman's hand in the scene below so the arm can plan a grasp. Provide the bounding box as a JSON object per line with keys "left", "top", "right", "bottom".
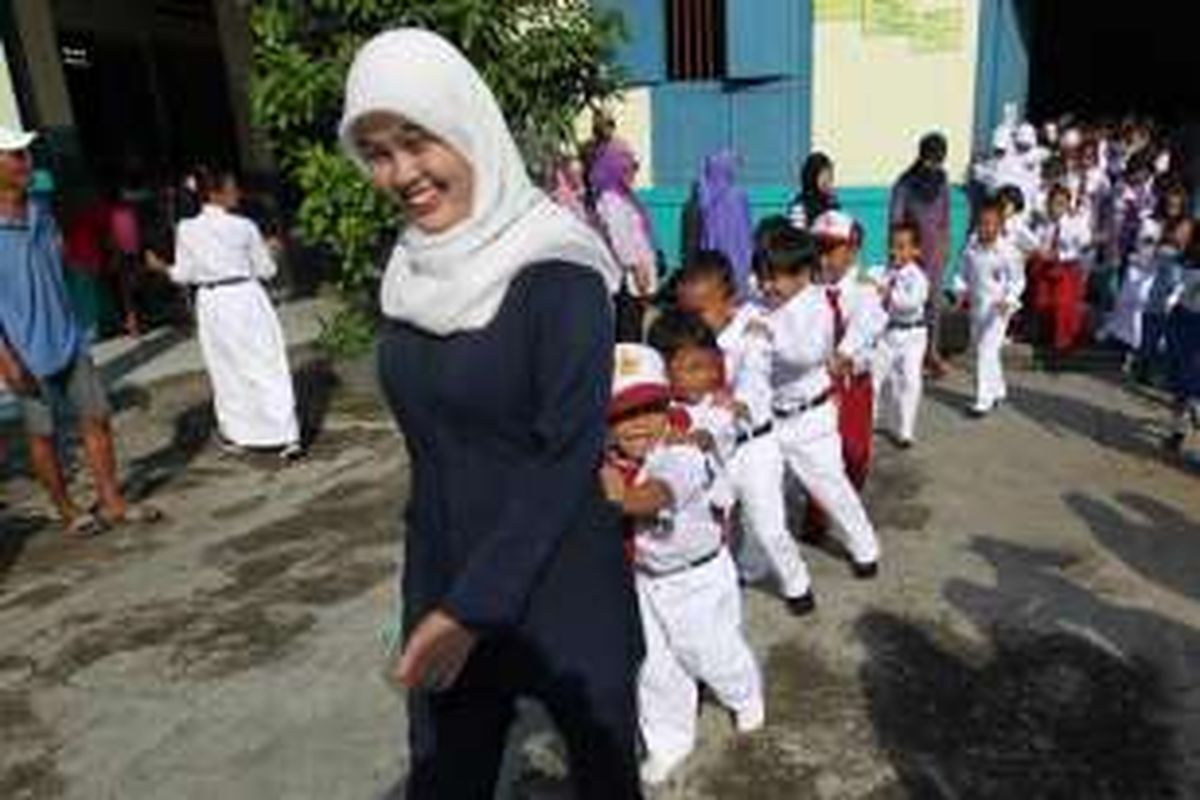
{"left": 600, "top": 464, "right": 627, "bottom": 505}
{"left": 394, "top": 609, "right": 477, "bottom": 692}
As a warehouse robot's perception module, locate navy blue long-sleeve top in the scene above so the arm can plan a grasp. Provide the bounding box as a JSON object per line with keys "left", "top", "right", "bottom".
{"left": 379, "top": 261, "right": 634, "bottom": 643}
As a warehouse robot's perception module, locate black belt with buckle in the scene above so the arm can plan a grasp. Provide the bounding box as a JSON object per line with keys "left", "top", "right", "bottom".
{"left": 888, "top": 319, "right": 927, "bottom": 330}
{"left": 197, "top": 276, "right": 255, "bottom": 289}
{"left": 735, "top": 420, "right": 774, "bottom": 446}
{"left": 773, "top": 389, "right": 833, "bottom": 419}
{"left": 636, "top": 548, "right": 722, "bottom": 578}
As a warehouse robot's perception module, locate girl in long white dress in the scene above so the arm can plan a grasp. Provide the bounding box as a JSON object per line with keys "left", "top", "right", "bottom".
{"left": 170, "top": 169, "right": 301, "bottom": 458}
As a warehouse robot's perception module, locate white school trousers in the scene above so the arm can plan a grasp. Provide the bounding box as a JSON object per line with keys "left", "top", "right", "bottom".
{"left": 972, "top": 308, "right": 1011, "bottom": 411}
{"left": 729, "top": 433, "right": 812, "bottom": 598}
{"left": 876, "top": 327, "right": 928, "bottom": 442}
{"left": 636, "top": 549, "right": 763, "bottom": 764}
{"left": 775, "top": 402, "right": 881, "bottom": 565}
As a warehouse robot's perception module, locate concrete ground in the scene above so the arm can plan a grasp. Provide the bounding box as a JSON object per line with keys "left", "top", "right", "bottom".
{"left": 2, "top": 321, "right": 1199, "bottom": 799}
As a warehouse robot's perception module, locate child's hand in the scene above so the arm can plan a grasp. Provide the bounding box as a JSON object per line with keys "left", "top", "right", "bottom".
{"left": 996, "top": 300, "right": 1014, "bottom": 316}
{"left": 688, "top": 430, "right": 717, "bottom": 453}
{"left": 600, "top": 465, "right": 626, "bottom": 505}
{"left": 711, "top": 389, "right": 752, "bottom": 423}
{"left": 828, "top": 353, "right": 854, "bottom": 379}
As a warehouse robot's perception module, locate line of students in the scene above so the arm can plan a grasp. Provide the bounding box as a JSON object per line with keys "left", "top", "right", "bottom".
{"left": 600, "top": 209, "right": 938, "bottom": 785}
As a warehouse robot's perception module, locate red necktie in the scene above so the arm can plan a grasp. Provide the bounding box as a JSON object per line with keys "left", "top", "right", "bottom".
{"left": 827, "top": 286, "right": 846, "bottom": 343}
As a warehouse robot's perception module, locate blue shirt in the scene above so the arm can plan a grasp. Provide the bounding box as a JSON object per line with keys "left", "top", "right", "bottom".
{"left": 0, "top": 201, "right": 82, "bottom": 377}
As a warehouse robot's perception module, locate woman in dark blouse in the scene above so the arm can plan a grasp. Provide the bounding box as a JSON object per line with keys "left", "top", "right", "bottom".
{"left": 340, "top": 30, "right": 643, "bottom": 799}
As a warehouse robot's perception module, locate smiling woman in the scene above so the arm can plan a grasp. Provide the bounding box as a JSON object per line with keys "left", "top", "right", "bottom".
{"left": 339, "top": 29, "right": 642, "bottom": 799}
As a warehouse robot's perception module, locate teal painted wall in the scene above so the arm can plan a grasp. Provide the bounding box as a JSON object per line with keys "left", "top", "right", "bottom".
{"left": 639, "top": 185, "right": 971, "bottom": 288}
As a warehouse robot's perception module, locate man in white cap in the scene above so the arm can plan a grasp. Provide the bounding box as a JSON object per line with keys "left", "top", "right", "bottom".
{"left": 0, "top": 125, "right": 155, "bottom": 536}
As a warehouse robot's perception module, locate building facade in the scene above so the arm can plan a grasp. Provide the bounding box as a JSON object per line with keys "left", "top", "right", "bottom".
{"left": 597, "top": 0, "right": 1032, "bottom": 266}
{"left": 1, "top": 0, "right": 265, "bottom": 192}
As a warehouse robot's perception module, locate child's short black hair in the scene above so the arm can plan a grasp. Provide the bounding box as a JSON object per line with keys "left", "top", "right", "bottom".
{"left": 978, "top": 196, "right": 1005, "bottom": 219}
{"left": 1046, "top": 183, "right": 1072, "bottom": 205}
{"left": 997, "top": 184, "right": 1025, "bottom": 215}
{"left": 647, "top": 309, "right": 719, "bottom": 363}
{"left": 890, "top": 219, "right": 922, "bottom": 247}
{"left": 677, "top": 249, "right": 737, "bottom": 297}
{"left": 760, "top": 225, "right": 820, "bottom": 278}
{"left": 752, "top": 215, "right": 793, "bottom": 280}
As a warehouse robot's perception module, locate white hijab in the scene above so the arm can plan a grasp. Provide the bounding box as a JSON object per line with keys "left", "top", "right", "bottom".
{"left": 339, "top": 29, "right": 619, "bottom": 335}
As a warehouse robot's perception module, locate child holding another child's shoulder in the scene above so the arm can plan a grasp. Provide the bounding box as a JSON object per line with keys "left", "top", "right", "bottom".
{"left": 600, "top": 343, "right": 763, "bottom": 788}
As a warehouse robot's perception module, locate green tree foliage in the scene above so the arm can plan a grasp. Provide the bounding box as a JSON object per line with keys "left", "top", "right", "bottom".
{"left": 248, "top": 0, "right": 624, "bottom": 354}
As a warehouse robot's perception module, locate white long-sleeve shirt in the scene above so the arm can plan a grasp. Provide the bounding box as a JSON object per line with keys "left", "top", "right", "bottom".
{"left": 171, "top": 205, "right": 276, "bottom": 286}
{"left": 717, "top": 303, "right": 775, "bottom": 430}
{"left": 883, "top": 262, "right": 930, "bottom": 326}
{"left": 957, "top": 238, "right": 1026, "bottom": 315}
{"left": 830, "top": 269, "right": 887, "bottom": 373}
{"left": 1031, "top": 211, "right": 1093, "bottom": 262}
{"left": 633, "top": 443, "right": 726, "bottom": 574}
{"left": 769, "top": 285, "right": 836, "bottom": 407}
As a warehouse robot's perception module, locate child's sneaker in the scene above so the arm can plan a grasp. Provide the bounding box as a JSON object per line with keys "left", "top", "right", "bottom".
{"left": 735, "top": 701, "right": 765, "bottom": 734}
{"left": 640, "top": 752, "right": 686, "bottom": 787}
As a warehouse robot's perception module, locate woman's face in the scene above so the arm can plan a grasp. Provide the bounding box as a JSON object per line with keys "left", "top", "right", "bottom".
{"left": 353, "top": 112, "right": 474, "bottom": 234}
{"left": 817, "top": 166, "right": 834, "bottom": 195}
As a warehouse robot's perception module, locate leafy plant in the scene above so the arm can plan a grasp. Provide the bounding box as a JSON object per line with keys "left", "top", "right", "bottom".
{"left": 249, "top": 0, "right": 625, "bottom": 356}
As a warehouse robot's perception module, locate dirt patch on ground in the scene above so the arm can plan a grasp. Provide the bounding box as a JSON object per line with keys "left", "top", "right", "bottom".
{"left": 700, "top": 641, "right": 871, "bottom": 798}
{"left": 862, "top": 450, "right": 931, "bottom": 533}
{"left": 0, "top": 582, "right": 74, "bottom": 613}
{"left": 34, "top": 470, "right": 402, "bottom": 685}
{"left": 0, "top": 688, "right": 64, "bottom": 800}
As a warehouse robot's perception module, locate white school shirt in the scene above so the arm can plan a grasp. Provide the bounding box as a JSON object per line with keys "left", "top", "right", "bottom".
{"left": 633, "top": 443, "right": 726, "bottom": 574}
{"left": 884, "top": 262, "right": 930, "bottom": 326}
{"left": 769, "top": 285, "right": 836, "bottom": 407}
{"left": 717, "top": 303, "right": 775, "bottom": 430}
{"left": 957, "top": 238, "right": 1026, "bottom": 315}
{"left": 593, "top": 191, "right": 657, "bottom": 298}
{"left": 171, "top": 205, "right": 277, "bottom": 285}
{"left": 1031, "top": 211, "right": 1093, "bottom": 262}
{"left": 679, "top": 395, "right": 739, "bottom": 465}
{"left": 831, "top": 269, "right": 888, "bottom": 374}
{"left": 1003, "top": 213, "right": 1040, "bottom": 257}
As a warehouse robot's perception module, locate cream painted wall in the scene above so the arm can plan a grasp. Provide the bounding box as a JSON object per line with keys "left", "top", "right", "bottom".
{"left": 812, "top": 0, "right": 980, "bottom": 186}
{"left": 0, "top": 42, "right": 22, "bottom": 130}
{"left": 574, "top": 87, "right": 654, "bottom": 187}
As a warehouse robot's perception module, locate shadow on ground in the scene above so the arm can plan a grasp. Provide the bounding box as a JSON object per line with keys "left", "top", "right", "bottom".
{"left": 926, "top": 380, "right": 1175, "bottom": 465}
{"left": 860, "top": 535, "right": 1199, "bottom": 799}
{"left": 1064, "top": 490, "right": 1200, "bottom": 604}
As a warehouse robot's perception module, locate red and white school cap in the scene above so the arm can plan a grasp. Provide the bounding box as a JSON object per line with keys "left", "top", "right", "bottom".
{"left": 811, "top": 210, "right": 856, "bottom": 244}
{"left": 610, "top": 343, "right": 669, "bottom": 420}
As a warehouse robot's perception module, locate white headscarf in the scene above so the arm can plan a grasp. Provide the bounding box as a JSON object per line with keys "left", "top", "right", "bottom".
{"left": 339, "top": 29, "right": 619, "bottom": 335}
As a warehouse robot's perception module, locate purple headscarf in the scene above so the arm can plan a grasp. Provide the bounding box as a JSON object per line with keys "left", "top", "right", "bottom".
{"left": 588, "top": 139, "right": 654, "bottom": 244}
{"left": 698, "top": 149, "right": 753, "bottom": 293}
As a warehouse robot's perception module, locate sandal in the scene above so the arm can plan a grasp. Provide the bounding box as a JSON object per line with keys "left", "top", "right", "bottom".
{"left": 93, "top": 502, "right": 165, "bottom": 528}
{"left": 66, "top": 512, "right": 106, "bottom": 538}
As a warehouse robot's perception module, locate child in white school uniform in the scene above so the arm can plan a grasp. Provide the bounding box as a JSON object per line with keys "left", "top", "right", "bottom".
{"left": 600, "top": 343, "right": 764, "bottom": 787}
{"left": 875, "top": 221, "right": 931, "bottom": 446}
{"left": 1027, "top": 184, "right": 1093, "bottom": 362}
{"left": 674, "top": 251, "right": 817, "bottom": 614}
{"left": 755, "top": 225, "right": 882, "bottom": 579}
{"left": 956, "top": 198, "right": 1026, "bottom": 416}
